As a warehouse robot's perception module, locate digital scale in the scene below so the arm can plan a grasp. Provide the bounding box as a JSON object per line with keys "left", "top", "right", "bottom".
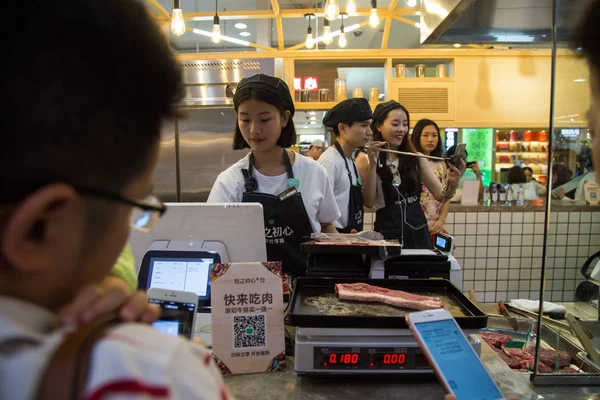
{"left": 288, "top": 278, "right": 487, "bottom": 376}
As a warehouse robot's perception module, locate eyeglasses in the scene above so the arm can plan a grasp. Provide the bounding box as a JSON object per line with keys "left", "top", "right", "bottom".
{"left": 1, "top": 184, "right": 167, "bottom": 232}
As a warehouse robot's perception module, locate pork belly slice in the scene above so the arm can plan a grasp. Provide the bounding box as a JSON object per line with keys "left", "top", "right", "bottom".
{"left": 334, "top": 283, "right": 444, "bottom": 311}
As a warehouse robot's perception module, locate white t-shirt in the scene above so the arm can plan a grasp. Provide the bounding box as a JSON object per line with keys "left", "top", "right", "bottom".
{"left": 511, "top": 182, "right": 539, "bottom": 200}
{"left": 318, "top": 146, "right": 360, "bottom": 229}
{"left": 208, "top": 152, "right": 341, "bottom": 233}
{"left": 0, "top": 296, "right": 229, "bottom": 400}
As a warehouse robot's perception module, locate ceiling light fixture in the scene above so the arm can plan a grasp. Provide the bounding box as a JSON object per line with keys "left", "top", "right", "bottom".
{"left": 325, "top": 0, "right": 340, "bottom": 21}
{"left": 405, "top": 0, "right": 417, "bottom": 7}
{"left": 239, "top": 31, "right": 251, "bottom": 37}
{"left": 574, "top": 78, "right": 586, "bottom": 82}
{"left": 192, "top": 27, "right": 250, "bottom": 46}
{"left": 313, "top": 22, "right": 360, "bottom": 43}
{"left": 369, "top": 0, "right": 380, "bottom": 28}
{"left": 170, "top": 0, "right": 186, "bottom": 37}
{"left": 305, "top": 13, "right": 315, "bottom": 49}
{"left": 346, "top": 0, "right": 357, "bottom": 15}
{"left": 309, "top": 111, "right": 316, "bottom": 115}
{"left": 212, "top": 0, "right": 221, "bottom": 44}
{"left": 310, "top": 116, "right": 317, "bottom": 121}
{"left": 323, "top": 18, "right": 333, "bottom": 45}
{"left": 234, "top": 23, "right": 247, "bottom": 30}
{"left": 339, "top": 12, "right": 348, "bottom": 48}
{"left": 453, "top": 43, "right": 462, "bottom": 48}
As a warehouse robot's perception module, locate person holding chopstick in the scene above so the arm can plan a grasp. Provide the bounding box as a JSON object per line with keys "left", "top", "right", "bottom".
{"left": 356, "top": 100, "right": 463, "bottom": 249}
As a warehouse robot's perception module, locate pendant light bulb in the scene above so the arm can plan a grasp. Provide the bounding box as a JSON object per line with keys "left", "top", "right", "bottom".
{"left": 405, "top": 0, "right": 417, "bottom": 7}
{"left": 324, "top": 0, "right": 340, "bottom": 21}
{"left": 346, "top": 0, "right": 357, "bottom": 15}
{"left": 338, "top": 31, "right": 347, "bottom": 48}
{"left": 212, "top": 15, "right": 221, "bottom": 43}
{"left": 305, "top": 26, "right": 315, "bottom": 49}
{"left": 369, "top": 1, "right": 379, "bottom": 28}
{"left": 170, "top": 4, "right": 186, "bottom": 37}
{"left": 323, "top": 19, "right": 333, "bottom": 45}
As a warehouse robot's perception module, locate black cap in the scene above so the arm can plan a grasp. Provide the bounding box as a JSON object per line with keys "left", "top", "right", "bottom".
{"left": 322, "top": 98, "right": 373, "bottom": 127}
{"left": 373, "top": 99, "right": 403, "bottom": 119}
{"left": 234, "top": 73, "right": 295, "bottom": 116}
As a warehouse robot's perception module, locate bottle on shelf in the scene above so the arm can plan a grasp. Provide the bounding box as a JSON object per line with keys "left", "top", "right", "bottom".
{"left": 483, "top": 186, "right": 490, "bottom": 206}
{"left": 517, "top": 184, "right": 525, "bottom": 206}
{"left": 506, "top": 184, "right": 513, "bottom": 206}
{"left": 498, "top": 184, "right": 507, "bottom": 206}
{"left": 490, "top": 183, "right": 499, "bottom": 205}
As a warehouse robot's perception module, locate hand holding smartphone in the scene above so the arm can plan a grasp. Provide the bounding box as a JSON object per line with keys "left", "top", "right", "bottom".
{"left": 406, "top": 309, "right": 505, "bottom": 400}
{"left": 147, "top": 288, "right": 198, "bottom": 339}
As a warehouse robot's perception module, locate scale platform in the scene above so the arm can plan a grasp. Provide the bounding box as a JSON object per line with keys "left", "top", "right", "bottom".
{"left": 288, "top": 278, "right": 487, "bottom": 375}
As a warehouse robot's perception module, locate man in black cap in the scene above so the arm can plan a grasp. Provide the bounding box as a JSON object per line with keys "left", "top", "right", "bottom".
{"left": 319, "top": 98, "right": 373, "bottom": 232}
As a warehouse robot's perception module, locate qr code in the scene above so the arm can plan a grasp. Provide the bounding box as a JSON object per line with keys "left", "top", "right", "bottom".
{"left": 233, "top": 314, "right": 267, "bottom": 349}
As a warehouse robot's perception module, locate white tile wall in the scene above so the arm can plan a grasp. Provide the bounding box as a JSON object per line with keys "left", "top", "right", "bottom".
{"left": 362, "top": 208, "right": 599, "bottom": 303}
{"left": 439, "top": 209, "right": 600, "bottom": 303}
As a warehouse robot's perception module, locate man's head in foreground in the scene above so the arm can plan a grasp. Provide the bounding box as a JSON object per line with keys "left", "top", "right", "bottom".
{"left": 0, "top": 0, "right": 182, "bottom": 311}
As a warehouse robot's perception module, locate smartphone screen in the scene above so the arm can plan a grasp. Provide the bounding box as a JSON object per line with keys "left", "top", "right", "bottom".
{"left": 149, "top": 298, "right": 197, "bottom": 339}
{"left": 415, "top": 318, "right": 503, "bottom": 400}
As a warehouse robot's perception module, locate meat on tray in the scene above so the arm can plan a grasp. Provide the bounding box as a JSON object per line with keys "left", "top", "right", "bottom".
{"left": 479, "top": 331, "right": 578, "bottom": 374}
{"left": 334, "top": 283, "right": 444, "bottom": 310}
{"left": 526, "top": 346, "right": 572, "bottom": 368}
{"left": 480, "top": 331, "right": 512, "bottom": 349}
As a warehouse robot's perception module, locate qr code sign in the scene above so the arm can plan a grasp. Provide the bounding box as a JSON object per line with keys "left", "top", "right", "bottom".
{"left": 233, "top": 314, "right": 267, "bottom": 349}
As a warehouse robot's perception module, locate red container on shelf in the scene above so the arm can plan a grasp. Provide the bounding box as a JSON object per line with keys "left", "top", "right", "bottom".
{"left": 530, "top": 131, "right": 539, "bottom": 141}
{"left": 499, "top": 155, "right": 510, "bottom": 163}
{"left": 509, "top": 131, "right": 518, "bottom": 141}
{"left": 496, "top": 142, "right": 509, "bottom": 151}
{"left": 538, "top": 131, "right": 548, "bottom": 141}
{"left": 523, "top": 131, "right": 533, "bottom": 141}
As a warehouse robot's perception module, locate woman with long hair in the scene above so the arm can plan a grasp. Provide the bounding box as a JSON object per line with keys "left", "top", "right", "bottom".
{"left": 356, "top": 101, "right": 463, "bottom": 248}
{"left": 411, "top": 119, "right": 449, "bottom": 235}
{"left": 208, "top": 74, "right": 340, "bottom": 277}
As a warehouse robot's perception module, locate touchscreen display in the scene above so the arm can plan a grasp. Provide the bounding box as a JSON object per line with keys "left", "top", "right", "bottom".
{"left": 435, "top": 236, "right": 447, "bottom": 249}
{"left": 416, "top": 319, "right": 503, "bottom": 400}
{"left": 149, "top": 298, "right": 196, "bottom": 338}
{"left": 148, "top": 257, "right": 213, "bottom": 301}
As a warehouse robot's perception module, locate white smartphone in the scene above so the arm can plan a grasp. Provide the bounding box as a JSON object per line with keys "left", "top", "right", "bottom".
{"left": 147, "top": 288, "right": 198, "bottom": 340}
{"left": 406, "top": 309, "right": 504, "bottom": 400}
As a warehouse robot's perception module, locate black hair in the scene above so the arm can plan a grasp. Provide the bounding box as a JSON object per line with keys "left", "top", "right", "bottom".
{"left": 371, "top": 102, "right": 419, "bottom": 193}
{"left": 411, "top": 119, "right": 445, "bottom": 158}
{"left": 233, "top": 88, "right": 296, "bottom": 149}
{"left": 573, "top": 1, "right": 600, "bottom": 72}
{"left": 0, "top": 0, "right": 183, "bottom": 194}
{"left": 507, "top": 166, "right": 527, "bottom": 184}
{"left": 522, "top": 166, "right": 534, "bottom": 174}
{"left": 332, "top": 121, "right": 357, "bottom": 137}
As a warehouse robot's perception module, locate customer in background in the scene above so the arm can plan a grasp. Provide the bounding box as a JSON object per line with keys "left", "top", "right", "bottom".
{"left": 551, "top": 164, "right": 575, "bottom": 199}
{"left": 410, "top": 119, "right": 449, "bottom": 235}
{"left": 507, "top": 166, "right": 539, "bottom": 200}
{"left": 446, "top": 145, "right": 483, "bottom": 202}
{"left": 522, "top": 166, "right": 547, "bottom": 197}
{"left": 0, "top": 1, "right": 229, "bottom": 399}
{"left": 306, "top": 139, "right": 326, "bottom": 161}
{"left": 357, "top": 100, "right": 463, "bottom": 248}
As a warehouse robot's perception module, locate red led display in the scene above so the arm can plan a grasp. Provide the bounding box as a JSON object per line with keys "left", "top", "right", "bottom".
{"left": 383, "top": 353, "right": 406, "bottom": 365}
{"left": 328, "top": 353, "right": 359, "bottom": 365}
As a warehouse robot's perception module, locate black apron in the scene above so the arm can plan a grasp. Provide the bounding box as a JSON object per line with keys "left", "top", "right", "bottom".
{"left": 373, "top": 161, "right": 432, "bottom": 249}
{"left": 333, "top": 142, "right": 364, "bottom": 233}
{"left": 241, "top": 149, "right": 313, "bottom": 277}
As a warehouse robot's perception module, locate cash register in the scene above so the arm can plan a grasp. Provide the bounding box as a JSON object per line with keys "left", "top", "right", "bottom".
{"left": 367, "top": 232, "right": 461, "bottom": 289}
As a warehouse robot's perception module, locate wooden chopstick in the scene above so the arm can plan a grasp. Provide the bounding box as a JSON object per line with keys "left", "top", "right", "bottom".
{"left": 364, "top": 146, "right": 447, "bottom": 162}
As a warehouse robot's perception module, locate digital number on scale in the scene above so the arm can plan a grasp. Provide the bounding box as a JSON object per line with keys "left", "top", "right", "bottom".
{"left": 314, "top": 347, "right": 414, "bottom": 370}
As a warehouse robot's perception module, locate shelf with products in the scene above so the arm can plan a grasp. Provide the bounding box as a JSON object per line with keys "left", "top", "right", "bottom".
{"left": 493, "top": 128, "right": 549, "bottom": 183}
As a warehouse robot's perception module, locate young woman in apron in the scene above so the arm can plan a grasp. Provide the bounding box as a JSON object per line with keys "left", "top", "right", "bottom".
{"left": 207, "top": 74, "right": 340, "bottom": 278}
{"left": 357, "top": 100, "right": 463, "bottom": 249}
{"left": 318, "top": 98, "right": 374, "bottom": 233}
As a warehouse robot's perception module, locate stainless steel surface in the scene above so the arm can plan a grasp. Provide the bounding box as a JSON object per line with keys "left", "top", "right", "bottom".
{"left": 155, "top": 120, "right": 178, "bottom": 202}
{"left": 420, "top": 0, "right": 588, "bottom": 45}
{"left": 179, "top": 59, "right": 274, "bottom": 106}
{"left": 178, "top": 107, "right": 249, "bottom": 202}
